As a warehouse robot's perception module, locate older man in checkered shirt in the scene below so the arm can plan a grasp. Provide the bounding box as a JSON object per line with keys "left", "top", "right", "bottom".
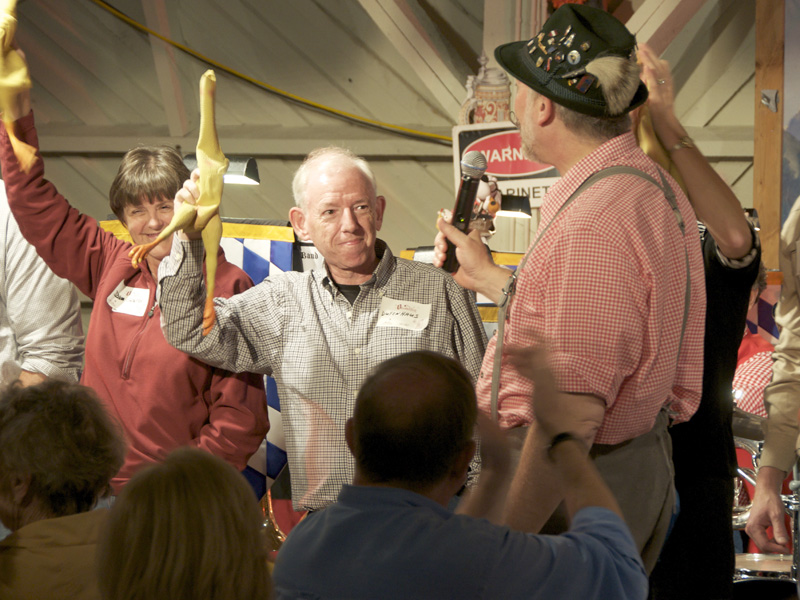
{"left": 158, "top": 146, "right": 487, "bottom": 512}
{"left": 435, "top": 5, "right": 705, "bottom": 572}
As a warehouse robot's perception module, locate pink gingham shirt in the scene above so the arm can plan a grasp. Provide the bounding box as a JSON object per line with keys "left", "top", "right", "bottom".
{"left": 476, "top": 132, "right": 706, "bottom": 444}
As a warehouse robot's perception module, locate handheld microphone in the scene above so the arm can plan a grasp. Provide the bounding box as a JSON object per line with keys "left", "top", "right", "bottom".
{"left": 442, "top": 151, "right": 488, "bottom": 273}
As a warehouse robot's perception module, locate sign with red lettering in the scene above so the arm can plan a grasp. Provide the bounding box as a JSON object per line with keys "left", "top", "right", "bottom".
{"left": 463, "top": 130, "right": 551, "bottom": 176}
{"left": 453, "top": 122, "right": 560, "bottom": 208}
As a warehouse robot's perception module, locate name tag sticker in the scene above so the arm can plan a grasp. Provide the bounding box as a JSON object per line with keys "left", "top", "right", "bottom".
{"left": 107, "top": 280, "right": 150, "bottom": 317}
{"left": 376, "top": 297, "right": 431, "bottom": 331}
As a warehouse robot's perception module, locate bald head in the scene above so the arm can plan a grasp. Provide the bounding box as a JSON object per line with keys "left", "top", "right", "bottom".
{"left": 349, "top": 351, "right": 477, "bottom": 488}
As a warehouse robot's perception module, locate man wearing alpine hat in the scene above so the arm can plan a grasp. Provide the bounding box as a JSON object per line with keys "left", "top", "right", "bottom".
{"left": 435, "top": 3, "right": 705, "bottom": 571}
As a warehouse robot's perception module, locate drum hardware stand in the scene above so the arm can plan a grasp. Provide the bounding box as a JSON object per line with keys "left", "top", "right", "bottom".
{"left": 790, "top": 464, "right": 800, "bottom": 592}
{"left": 733, "top": 438, "right": 761, "bottom": 531}
{"left": 733, "top": 437, "right": 798, "bottom": 585}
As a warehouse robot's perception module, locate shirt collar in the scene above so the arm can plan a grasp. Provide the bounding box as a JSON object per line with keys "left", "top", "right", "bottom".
{"left": 541, "top": 131, "right": 640, "bottom": 222}
{"left": 337, "top": 484, "right": 450, "bottom": 515}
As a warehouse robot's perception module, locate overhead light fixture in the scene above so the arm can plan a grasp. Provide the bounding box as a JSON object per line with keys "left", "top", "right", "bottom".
{"left": 183, "top": 154, "right": 260, "bottom": 185}
{"left": 496, "top": 194, "right": 531, "bottom": 219}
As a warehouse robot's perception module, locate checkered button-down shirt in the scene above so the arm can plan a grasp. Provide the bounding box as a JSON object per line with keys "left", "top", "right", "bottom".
{"left": 476, "top": 132, "right": 706, "bottom": 444}
{"left": 159, "top": 239, "right": 487, "bottom": 510}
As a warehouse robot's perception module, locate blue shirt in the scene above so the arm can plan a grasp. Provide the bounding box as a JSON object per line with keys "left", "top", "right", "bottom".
{"left": 273, "top": 485, "right": 647, "bottom": 600}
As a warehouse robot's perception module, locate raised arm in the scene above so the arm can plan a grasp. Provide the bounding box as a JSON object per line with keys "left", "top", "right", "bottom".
{"left": 638, "top": 43, "right": 753, "bottom": 259}
{"left": 486, "top": 346, "right": 646, "bottom": 600}
{"left": 504, "top": 346, "right": 616, "bottom": 527}
{"left": 158, "top": 235, "right": 286, "bottom": 375}
{"left": 0, "top": 53, "right": 121, "bottom": 299}
{"left": 455, "top": 413, "right": 512, "bottom": 522}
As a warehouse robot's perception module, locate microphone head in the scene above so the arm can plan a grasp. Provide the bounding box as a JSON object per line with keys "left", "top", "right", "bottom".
{"left": 460, "top": 151, "right": 487, "bottom": 179}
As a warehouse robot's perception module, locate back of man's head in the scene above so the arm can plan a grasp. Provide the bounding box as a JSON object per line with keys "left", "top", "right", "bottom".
{"left": 350, "top": 351, "right": 477, "bottom": 489}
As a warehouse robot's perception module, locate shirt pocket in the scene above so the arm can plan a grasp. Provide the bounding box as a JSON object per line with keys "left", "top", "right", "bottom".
{"left": 370, "top": 323, "right": 437, "bottom": 356}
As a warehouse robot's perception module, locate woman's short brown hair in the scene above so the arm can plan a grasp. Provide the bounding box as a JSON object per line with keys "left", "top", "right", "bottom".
{"left": 0, "top": 380, "right": 125, "bottom": 518}
{"left": 97, "top": 447, "right": 271, "bottom": 600}
{"left": 108, "top": 146, "right": 189, "bottom": 222}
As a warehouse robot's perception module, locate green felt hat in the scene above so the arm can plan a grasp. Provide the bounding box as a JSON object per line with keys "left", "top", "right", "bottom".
{"left": 495, "top": 4, "right": 647, "bottom": 117}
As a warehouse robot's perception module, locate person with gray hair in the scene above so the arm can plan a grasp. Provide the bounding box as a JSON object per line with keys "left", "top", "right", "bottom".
{"left": 158, "top": 145, "right": 487, "bottom": 512}
{"left": 434, "top": 3, "right": 705, "bottom": 571}
{"left": 291, "top": 146, "right": 376, "bottom": 209}
{"left": 0, "top": 380, "right": 126, "bottom": 600}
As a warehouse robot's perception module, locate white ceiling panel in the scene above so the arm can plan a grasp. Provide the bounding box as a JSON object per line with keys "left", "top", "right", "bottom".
{"left": 0, "top": 0, "right": 757, "bottom": 256}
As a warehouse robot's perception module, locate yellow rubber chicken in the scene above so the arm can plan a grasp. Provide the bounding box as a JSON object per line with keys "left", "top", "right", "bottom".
{"left": 129, "top": 70, "right": 228, "bottom": 336}
{"left": 633, "top": 103, "right": 686, "bottom": 194}
{"left": 0, "top": 0, "right": 36, "bottom": 173}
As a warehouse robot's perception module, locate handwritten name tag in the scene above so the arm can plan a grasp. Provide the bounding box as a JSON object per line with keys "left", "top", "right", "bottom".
{"left": 376, "top": 297, "right": 431, "bottom": 331}
{"left": 106, "top": 280, "right": 150, "bottom": 317}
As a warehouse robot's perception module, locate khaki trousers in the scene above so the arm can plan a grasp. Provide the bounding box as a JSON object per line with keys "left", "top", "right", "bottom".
{"left": 507, "top": 411, "right": 675, "bottom": 573}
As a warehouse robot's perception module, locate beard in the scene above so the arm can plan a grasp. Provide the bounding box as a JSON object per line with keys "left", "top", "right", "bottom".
{"left": 520, "top": 126, "right": 542, "bottom": 164}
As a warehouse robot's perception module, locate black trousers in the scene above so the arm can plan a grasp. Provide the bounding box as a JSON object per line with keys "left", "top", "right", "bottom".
{"left": 649, "top": 474, "right": 734, "bottom": 600}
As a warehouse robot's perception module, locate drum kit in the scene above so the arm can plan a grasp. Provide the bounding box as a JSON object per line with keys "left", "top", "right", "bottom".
{"left": 733, "top": 406, "right": 800, "bottom": 595}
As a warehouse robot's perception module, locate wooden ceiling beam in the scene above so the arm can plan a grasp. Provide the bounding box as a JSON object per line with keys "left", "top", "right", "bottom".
{"left": 140, "top": 0, "right": 192, "bottom": 137}
{"left": 357, "top": 0, "right": 465, "bottom": 116}
{"left": 33, "top": 123, "right": 752, "bottom": 160}
{"left": 36, "top": 127, "right": 453, "bottom": 159}
{"left": 625, "top": 0, "right": 706, "bottom": 55}
{"left": 679, "top": 25, "right": 755, "bottom": 127}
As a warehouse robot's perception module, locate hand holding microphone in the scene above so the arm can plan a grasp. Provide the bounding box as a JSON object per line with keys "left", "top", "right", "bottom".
{"left": 442, "top": 151, "right": 488, "bottom": 273}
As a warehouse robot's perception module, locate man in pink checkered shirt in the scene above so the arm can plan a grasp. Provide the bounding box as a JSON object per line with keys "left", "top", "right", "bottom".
{"left": 435, "top": 4, "right": 705, "bottom": 572}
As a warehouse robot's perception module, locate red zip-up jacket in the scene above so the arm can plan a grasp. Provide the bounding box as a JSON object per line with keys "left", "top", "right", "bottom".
{"left": 1, "top": 112, "right": 269, "bottom": 492}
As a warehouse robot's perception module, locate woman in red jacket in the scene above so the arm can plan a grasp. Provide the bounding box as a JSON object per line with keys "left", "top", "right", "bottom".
{"left": 0, "top": 77, "right": 269, "bottom": 494}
